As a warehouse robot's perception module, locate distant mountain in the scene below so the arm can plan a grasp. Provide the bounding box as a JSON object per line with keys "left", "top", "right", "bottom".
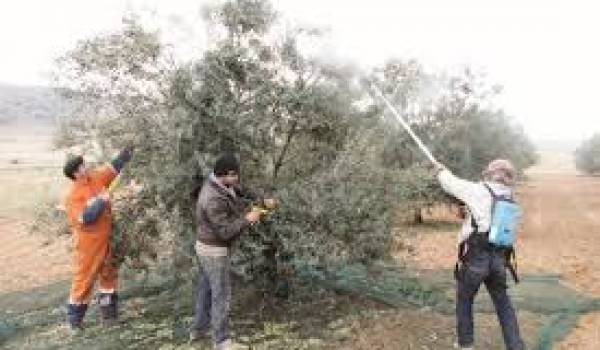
{"left": 0, "top": 83, "right": 72, "bottom": 125}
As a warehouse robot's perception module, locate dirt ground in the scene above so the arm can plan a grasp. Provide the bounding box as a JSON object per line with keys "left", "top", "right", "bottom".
{"left": 0, "top": 124, "right": 71, "bottom": 295}
{"left": 394, "top": 155, "right": 600, "bottom": 349}
{"left": 0, "top": 218, "right": 71, "bottom": 294}
{"left": 2, "top": 126, "right": 599, "bottom": 349}
{"left": 335, "top": 309, "right": 543, "bottom": 350}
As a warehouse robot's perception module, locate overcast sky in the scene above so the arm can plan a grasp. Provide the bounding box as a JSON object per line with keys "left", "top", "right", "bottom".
{"left": 0, "top": 0, "right": 598, "bottom": 143}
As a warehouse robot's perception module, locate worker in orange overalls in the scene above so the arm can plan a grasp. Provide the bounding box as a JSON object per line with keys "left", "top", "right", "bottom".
{"left": 62, "top": 146, "right": 132, "bottom": 330}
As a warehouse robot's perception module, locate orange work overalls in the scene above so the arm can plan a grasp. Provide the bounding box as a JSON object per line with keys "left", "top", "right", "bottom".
{"left": 64, "top": 165, "right": 118, "bottom": 305}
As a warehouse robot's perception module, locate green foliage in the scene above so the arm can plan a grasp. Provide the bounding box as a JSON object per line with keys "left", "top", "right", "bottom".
{"left": 51, "top": 0, "right": 537, "bottom": 284}
{"left": 206, "top": 0, "right": 276, "bottom": 37}
{"left": 433, "top": 109, "right": 538, "bottom": 180}
{"left": 575, "top": 133, "right": 600, "bottom": 175}
{"left": 368, "top": 60, "right": 537, "bottom": 181}
{"left": 364, "top": 60, "right": 537, "bottom": 221}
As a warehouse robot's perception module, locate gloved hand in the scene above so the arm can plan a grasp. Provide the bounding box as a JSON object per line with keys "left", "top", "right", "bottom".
{"left": 263, "top": 198, "right": 277, "bottom": 210}
{"left": 245, "top": 209, "right": 262, "bottom": 223}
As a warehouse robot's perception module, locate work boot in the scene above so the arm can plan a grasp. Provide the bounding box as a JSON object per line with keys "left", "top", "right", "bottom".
{"left": 97, "top": 292, "right": 119, "bottom": 326}
{"left": 66, "top": 303, "right": 88, "bottom": 331}
{"left": 214, "top": 339, "right": 248, "bottom": 350}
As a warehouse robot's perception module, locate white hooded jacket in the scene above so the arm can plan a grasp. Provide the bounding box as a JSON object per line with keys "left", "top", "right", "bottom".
{"left": 437, "top": 169, "right": 514, "bottom": 243}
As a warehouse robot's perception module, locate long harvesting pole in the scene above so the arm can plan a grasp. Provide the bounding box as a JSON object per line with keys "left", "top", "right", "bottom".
{"left": 371, "top": 84, "right": 438, "bottom": 165}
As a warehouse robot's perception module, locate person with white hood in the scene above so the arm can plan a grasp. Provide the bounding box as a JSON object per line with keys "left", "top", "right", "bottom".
{"left": 435, "top": 159, "right": 525, "bottom": 350}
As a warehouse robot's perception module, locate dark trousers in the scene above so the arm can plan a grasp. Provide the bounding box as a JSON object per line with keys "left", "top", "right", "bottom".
{"left": 456, "top": 245, "right": 525, "bottom": 349}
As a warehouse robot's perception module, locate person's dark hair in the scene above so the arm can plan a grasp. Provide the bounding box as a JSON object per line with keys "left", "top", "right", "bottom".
{"left": 214, "top": 153, "right": 240, "bottom": 176}
{"left": 63, "top": 155, "right": 84, "bottom": 180}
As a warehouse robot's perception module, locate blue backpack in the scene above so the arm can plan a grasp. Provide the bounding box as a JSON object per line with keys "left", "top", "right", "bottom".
{"left": 484, "top": 184, "right": 521, "bottom": 247}
{"left": 459, "top": 183, "right": 521, "bottom": 283}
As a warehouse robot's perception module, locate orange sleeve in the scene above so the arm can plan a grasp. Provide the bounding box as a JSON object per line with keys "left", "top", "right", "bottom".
{"left": 92, "top": 165, "right": 118, "bottom": 189}
{"left": 65, "top": 190, "right": 87, "bottom": 228}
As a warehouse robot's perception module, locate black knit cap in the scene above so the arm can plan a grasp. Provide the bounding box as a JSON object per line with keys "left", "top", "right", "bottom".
{"left": 63, "top": 155, "right": 84, "bottom": 180}
{"left": 214, "top": 153, "right": 240, "bottom": 176}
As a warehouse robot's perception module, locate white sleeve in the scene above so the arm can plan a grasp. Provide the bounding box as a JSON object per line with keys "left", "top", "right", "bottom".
{"left": 437, "top": 169, "right": 480, "bottom": 205}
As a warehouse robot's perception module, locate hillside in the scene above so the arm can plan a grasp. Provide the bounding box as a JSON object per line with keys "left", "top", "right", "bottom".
{"left": 0, "top": 83, "right": 69, "bottom": 125}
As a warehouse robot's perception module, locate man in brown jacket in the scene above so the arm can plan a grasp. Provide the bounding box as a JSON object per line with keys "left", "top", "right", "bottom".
{"left": 190, "top": 153, "right": 274, "bottom": 350}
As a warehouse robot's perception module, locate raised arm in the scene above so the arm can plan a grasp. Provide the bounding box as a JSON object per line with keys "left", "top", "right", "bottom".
{"left": 437, "top": 168, "right": 481, "bottom": 206}
{"left": 96, "top": 147, "right": 133, "bottom": 188}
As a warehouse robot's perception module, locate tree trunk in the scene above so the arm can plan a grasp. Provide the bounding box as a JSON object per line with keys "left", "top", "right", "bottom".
{"left": 413, "top": 208, "right": 423, "bottom": 224}
{"left": 273, "top": 120, "right": 298, "bottom": 181}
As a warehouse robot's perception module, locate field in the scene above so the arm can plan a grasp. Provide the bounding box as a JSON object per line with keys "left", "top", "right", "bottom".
{"left": 398, "top": 149, "right": 600, "bottom": 349}
{"left": 0, "top": 124, "right": 70, "bottom": 294}
{"left": 1, "top": 125, "right": 599, "bottom": 349}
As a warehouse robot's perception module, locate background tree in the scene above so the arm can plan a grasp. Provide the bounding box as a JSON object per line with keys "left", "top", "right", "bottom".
{"left": 364, "top": 60, "right": 538, "bottom": 222}
{"left": 51, "top": 0, "right": 537, "bottom": 292}
{"left": 575, "top": 133, "right": 600, "bottom": 175}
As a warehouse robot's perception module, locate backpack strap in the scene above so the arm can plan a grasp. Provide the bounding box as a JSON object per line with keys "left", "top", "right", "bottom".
{"left": 484, "top": 182, "right": 515, "bottom": 201}
{"left": 469, "top": 183, "right": 497, "bottom": 234}
{"left": 505, "top": 247, "right": 520, "bottom": 283}
{"left": 483, "top": 183, "right": 499, "bottom": 231}
{"left": 454, "top": 240, "right": 468, "bottom": 280}
{"left": 483, "top": 183, "right": 499, "bottom": 202}
{"left": 470, "top": 213, "right": 478, "bottom": 233}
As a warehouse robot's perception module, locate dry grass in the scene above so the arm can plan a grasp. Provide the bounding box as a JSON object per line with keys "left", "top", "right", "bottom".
{"left": 396, "top": 151, "right": 600, "bottom": 349}
{"left": 0, "top": 217, "right": 71, "bottom": 294}
{"left": 0, "top": 123, "right": 71, "bottom": 294}
{"left": 557, "top": 313, "right": 600, "bottom": 350}
{"left": 3, "top": 125, "right": 599, "bottom": 349}
{"left": 527, "top": 147, "right": 577, "bottom": 175}
{"left": 0, "top": 124, "right": 67, "bottom": 220}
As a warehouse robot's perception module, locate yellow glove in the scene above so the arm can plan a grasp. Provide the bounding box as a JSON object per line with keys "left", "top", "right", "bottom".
{"left": 108, "top": 174, "right": 121, "bottom": 194}
{"left": 251, "top": 206, "right": 270, "bottom": 215}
